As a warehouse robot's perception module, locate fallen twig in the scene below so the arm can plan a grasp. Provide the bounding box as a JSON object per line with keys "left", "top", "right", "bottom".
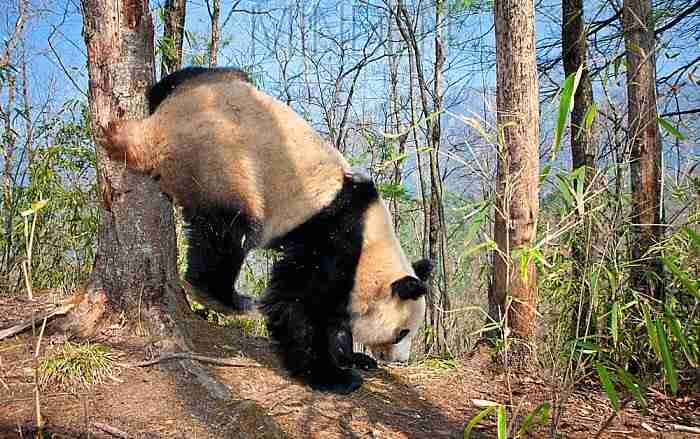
{"left": 593, "top": 397, "right": 632, "bottom": 439}
{"left": 119, "top": 351, "right": 261, "bottom": 368}
{"left": 672, "top": 424, "right": 700, "bottom": 434}
{"left": 0, "top": 304, "right": 74, "bottom": 340}
{"left": 93, "top": 422, "right": 129, "bottom": 438}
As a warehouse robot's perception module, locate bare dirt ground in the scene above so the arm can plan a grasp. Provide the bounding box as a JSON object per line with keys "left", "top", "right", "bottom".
{"left": 1, "top": 293, "right": 698, "bottom": 438}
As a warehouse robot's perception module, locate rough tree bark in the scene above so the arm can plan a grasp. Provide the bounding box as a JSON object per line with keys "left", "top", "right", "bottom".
{"left": 562, "top": 0, "right": 598, "bottom": 338}
{"left": 57, "top": 0, "right": 237, "bottom": 403}
{"left": 489, "top": 0, "right": 540, "bottom": 348}
{"left": 61, "top": 0, "right": 179, "bottom": 338}
{"left": 622, "top": 0, "right": 664, "bottom": 298}
{"left": 161, "top": 0, "right": 187, "bottom": 76}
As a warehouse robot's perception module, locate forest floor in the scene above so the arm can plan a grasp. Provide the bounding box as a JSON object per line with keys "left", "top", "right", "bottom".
{"left": 1, "top": 292, "right": 698, "bottom": 439}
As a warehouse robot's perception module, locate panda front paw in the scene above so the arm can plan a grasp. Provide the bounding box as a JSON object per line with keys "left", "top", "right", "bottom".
{"left": 309, "top": 368, "right": 363, "bottom": 395}
{"left": 352, "top": 352, "right": 378, "bottom": 370}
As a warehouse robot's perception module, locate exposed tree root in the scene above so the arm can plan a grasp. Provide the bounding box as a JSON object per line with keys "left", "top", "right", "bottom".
{"left": 0, "top": 303, "right": 75, "bottom": 341}
{"left": 93, "top": 422, "right": 129, "bottom": 438}
{"left": 1, "top": 282, "right": 241, "bottom": 402}
{"left": 120, "top": 351, "right": 262, "bottom": 368}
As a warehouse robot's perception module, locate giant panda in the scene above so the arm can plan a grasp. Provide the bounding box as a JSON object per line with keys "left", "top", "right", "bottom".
{"left": 102, "top": 67, "right": 432, "bottom": 394}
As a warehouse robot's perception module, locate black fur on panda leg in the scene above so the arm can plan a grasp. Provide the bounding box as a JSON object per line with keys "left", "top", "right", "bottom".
{"left": 261, "top": 173, "right": 380, "bottom": 393}
{"left": 326, "top": 322, "right": 378, "bottom": 371}
{"left": 182, "top": 206, "right": 256, "bottom": 312}
{"left": 261, "top": 298, "right": 364, "bottom": 394}
{"left": 310, "top": 320, "right": 363, "bottom": 394}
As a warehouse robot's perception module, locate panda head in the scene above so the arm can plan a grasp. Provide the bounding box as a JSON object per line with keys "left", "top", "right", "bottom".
{"left": 349, "top": 198, "right": 433, "bottom": 362}
{"left": 367, "top": 259, "right": 432, "bottom": 362}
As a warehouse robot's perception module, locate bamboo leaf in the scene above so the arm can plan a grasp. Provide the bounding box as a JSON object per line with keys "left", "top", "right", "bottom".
{"left": 666, "top": 313, "right": 697, "bottom": 367}
{"left": 611, "top": 302, "right": 619, "bottom": 347}
{"left": 553, "top": 65, "right": 584, "bottom": 156}
{"left": 662, "top": 257, "right": 700, "bottom": 300}
{"left": 464, "top": 406, "right": 497, "bottom": 439}
{"left": 578, "top": 103, "right": 598, "bottom": 139}
{"left": 497, "top": 405, "right": 507, "bottom": 439}
{"left": 465, "top": 205, "right": 488, "bottom": 244}
{"left": 540, "top": 163, "right": 552, "bottom": 183}
{"left": 685, "top": 227, "right": 700, "bottom": 251}
{"left": 555, "top": 174, "right": 574, "bottom": 209}
{"left": 463, "top": 240, "right": 496, "bottom": 258}
{"left": 655, "top": 318, "right": 678, "bottom": 395}
{"left": 595, "top": 362, "right": 620, "bottom": 410}
{"left": 640, "top": 302, "right": 661, "bottom": 360}
{"left": 517, "top": 402, "right": 550, "bottom": 437}
{"left": 615, "top": 366, "right": 647, "bottom": 413}
{"left": 658, "top": 116, "right": 687, "bottom": 141}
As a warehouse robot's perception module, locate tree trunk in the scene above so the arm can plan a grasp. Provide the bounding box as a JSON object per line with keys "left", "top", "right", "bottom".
{"left": 490, "top": 0, "right": 540, "bottom": 347}
{"left": 161, "top": 0, "right": 187, "bottom": 77}
{"left": 208, "top": 0, "right": 221, "bottom": 67}
{"left": 430, "top": 0, "right": 450, "bottom": 355}
{"left": 562, "top": 0, "right": 597, "bottom": 338}
{"left": 0, "top": 0, "right": 26, "bottom": 287}
{"left": 563, "top": 0, "right": 596, "bottom": 183}
{"left": 394, "top": 0, "right": 450, "bottom": 355}
{"left": 385, "top": 0, "right": 403, "bottom": 231}
{"left": 63, "top": 0, "right": 179, "bottom": 336}
{"left": 622, "top": 0, "right": 664, "bottom": 298}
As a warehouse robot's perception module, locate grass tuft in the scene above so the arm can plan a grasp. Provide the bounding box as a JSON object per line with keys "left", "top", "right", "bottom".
{"left": 39, "top": 341, "right": 117, "bottom": 391}
{"left": 217, "top": 314, "right": 268, "bottom": 338}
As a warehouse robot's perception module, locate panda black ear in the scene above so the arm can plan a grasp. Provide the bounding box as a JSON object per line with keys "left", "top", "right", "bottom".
{"left": 391, "top": 276, "right": 427, "bottom": 301}
{"left": 412, "top": 259, "right": 433, "bottom": 282}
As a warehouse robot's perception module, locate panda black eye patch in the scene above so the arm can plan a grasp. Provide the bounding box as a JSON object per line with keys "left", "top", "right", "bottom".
{"left": 391, "top": 276, "right": 427, "bottom": 300}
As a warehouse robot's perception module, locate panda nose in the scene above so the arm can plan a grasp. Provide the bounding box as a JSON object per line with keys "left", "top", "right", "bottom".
{"left": 393, "top": 329, "right": 410, "bottom": 344}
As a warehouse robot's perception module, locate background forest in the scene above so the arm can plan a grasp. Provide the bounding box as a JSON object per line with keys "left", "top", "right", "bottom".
{"left": 0, "top": 0, "right": 698, "bottom": 435}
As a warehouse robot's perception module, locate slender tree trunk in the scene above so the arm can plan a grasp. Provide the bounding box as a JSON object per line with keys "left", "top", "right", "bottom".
{"left": 161, "top": 0, "right": 187, "bottom": 77}
{"left": 405, "top": 30, "right": 428, "bottom": 258}
{"left": 431, "top": 0, "right": 450, "bottom": 354}
{"left": 622, "top": 0, "right": 664, "bottom": 298}
{"left": 563, "top": 0, "right": 596, "bottom": 182}
{"left": 394, "top": 0, "right": 450, "bottom": 354}
{"left": 386, "top": 0, "right": 403, "bottom": 231}
{"left": 562, "top": 0, "right": 597, "bottom": 338}
{"left": 63, "top": 0, "right": 179, "bottom": 336}
{"left": 489, "top": 0, "right": 540, "bottom": 348}
{"left": 0, "top": 0, "right": 26, "bottom": 286}
{"left": 208, "top": 0, "right": 221, "bottom": 67}
{"left": 1, "top": 73, "right": 16, "bottom": 281}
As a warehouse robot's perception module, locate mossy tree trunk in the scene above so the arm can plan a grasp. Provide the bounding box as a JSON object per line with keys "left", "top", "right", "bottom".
{"left": 489, "top": 0, "right": 540, "bottom": 354}
{"left": 62, "top": 0, "right": 180, "bottom": 337}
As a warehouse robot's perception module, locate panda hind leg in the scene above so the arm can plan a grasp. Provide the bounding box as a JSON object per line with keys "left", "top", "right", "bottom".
{"left": 183, "top": 207, "right": 255, "bottom": 313}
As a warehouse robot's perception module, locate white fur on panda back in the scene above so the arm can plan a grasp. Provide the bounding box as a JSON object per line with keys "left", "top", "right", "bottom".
{"left": 149, "top": 80, "right": 349, "bottom": 246}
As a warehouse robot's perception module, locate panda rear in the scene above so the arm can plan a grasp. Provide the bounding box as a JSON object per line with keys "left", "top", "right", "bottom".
{"left": 103, "top": 67, "right": 431, "bottom": 394}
